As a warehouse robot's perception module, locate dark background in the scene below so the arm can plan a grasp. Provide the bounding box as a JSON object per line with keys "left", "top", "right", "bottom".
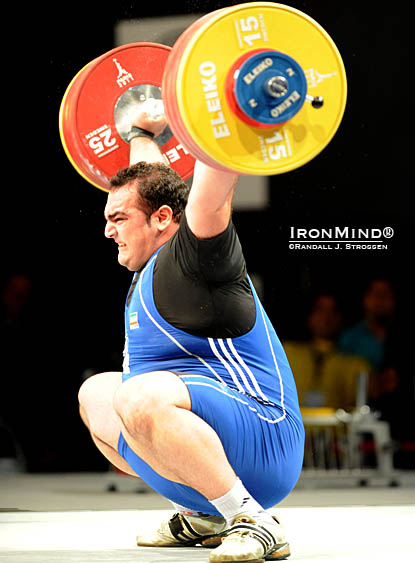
{"left": 2, "top": 1, "right": 412, "bottom": 471}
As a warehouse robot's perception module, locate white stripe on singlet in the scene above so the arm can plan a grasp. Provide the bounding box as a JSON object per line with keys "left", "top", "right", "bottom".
{"left": 137, "top": 255, "right": 286, "bottom": 422}
{"left": 225, "top": 338, "right": 269, "bottom": 401}
{"left": 218, "top": 338, "right": 256, "bottom": 396}
{"left": 208, "top": 338, "right": 245, "bottom": 393}
{"left": 137, "top": 256, "right": 227, "bottom": 385}
{"left": 256, "top": 302, "right": 286, "bottom": 421}
{"left": 182, "top": 376, "right": 286, "bottom": 424}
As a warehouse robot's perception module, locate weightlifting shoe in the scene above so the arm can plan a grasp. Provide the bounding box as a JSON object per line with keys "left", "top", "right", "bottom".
{"left": 136, "top": 512, "right": 228, "bottom": 547}
{"left": 209, "top": 513, "right": 290, "bottom": 562}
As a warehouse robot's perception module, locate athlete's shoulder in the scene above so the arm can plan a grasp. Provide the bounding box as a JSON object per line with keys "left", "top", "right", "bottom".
{"left": 157, "top": 212, "right": 245, "bottom": 282}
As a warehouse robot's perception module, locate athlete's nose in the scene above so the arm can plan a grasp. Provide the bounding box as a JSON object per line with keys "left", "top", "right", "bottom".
{"left": 105, "top": 221, "right": 116, "bottom": 239}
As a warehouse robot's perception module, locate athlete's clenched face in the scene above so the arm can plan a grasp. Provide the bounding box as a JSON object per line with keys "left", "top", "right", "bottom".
{"left": 104, "top": 183, "right": 156, "bottom": 272}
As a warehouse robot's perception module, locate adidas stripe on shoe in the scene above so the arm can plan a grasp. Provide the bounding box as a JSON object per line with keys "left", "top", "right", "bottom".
{"left": 209, "top": 513, "right": 290, "bottom": 562}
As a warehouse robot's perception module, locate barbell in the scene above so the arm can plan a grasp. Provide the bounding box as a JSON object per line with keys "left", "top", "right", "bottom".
{"left": 59, "top": 2, "right": 347, "bottom": 191}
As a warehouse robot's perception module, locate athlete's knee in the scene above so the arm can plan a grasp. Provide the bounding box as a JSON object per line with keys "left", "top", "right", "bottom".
{"left": 78, "top": 372, "right": 122, "bottom": 437}
{"left": 113, "top": 371, "right": 190, "bottom": 438}
{"left": 79, "top": 402, "right": 90, "bottom": 430}
{"left": 113, "top": 378, "right": 158, "bottom": 437}
{"left": 78, "top": 377, "right": 93, "bottom": 427}
{"left": 78, "top": 373, "right": 100, "bottom": 414}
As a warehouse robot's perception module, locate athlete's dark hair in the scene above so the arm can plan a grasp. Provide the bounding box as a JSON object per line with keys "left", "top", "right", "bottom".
{"left": 109, "top": 162, "right": 190, "bottom": 223}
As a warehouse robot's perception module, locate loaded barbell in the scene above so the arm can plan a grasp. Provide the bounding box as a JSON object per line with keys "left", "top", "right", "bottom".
{"left": 59, "top": 2, "right": 347, "bottom": 191}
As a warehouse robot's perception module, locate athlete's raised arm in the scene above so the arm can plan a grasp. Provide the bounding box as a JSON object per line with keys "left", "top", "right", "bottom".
{"left": 127, "top": 99, "right": 239, "bottom": 239}
{"left": 185, "top": 161, "right": 239, "bottom": 240}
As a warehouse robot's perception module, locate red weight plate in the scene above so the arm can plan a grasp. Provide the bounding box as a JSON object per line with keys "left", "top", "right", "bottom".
{"left": 60, "top": 57, "right": 105, "bottom": 187}
{"left": 60, "top": 43, "right": 195, "bottom": 191}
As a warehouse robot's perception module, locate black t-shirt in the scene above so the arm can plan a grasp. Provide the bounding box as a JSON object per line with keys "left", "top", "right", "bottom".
{"left": 152, "top": 213, "right": 256, "bottom": 339}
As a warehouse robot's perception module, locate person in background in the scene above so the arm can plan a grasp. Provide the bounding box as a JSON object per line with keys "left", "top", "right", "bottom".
{"left": 339, "top": 278, "right": 397, "bottom": 375}
{"left": 284, "top": 293, "right": 371, "bottom": 411}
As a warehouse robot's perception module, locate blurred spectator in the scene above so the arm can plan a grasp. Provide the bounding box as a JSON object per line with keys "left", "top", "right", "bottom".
{"left": 284, "top": 293, "right": 371, "bottom": 411}
{"left": 336, "top": 278, "right": 414, "bottom": 467}
{"left": 337, "top": 277, "right": 403, "bottom": 409}
{"left": 338, "top": 278, "right": 396, "bottom": 374}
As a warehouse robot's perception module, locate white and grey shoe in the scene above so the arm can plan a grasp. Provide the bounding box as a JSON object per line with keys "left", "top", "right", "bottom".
{"left": 209, "top": 513, "right": 290, "bottom": 562}
{"left": 136, "top": 512, "right": 228, "bottom": 547}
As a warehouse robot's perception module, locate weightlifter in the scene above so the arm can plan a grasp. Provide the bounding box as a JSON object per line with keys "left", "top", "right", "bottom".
{"left": 78, "top": 100, "right": 305, "bottom": 562}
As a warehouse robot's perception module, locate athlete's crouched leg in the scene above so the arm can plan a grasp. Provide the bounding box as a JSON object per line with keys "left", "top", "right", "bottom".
{"left": 112, "top": 370, "right": 192, "bottom": 439}
{"left": 112, "top": 371, "right": 239, "bottom": 501}
{"left": 78, "top": 371, "right": 138, "bottom": 476}
{"left": 78, "top": 372, "right": 122, "bottom": 446}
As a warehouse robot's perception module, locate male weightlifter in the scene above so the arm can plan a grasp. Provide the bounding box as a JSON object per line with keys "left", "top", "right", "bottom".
{"left": 78, "top": 100, "right": 305, "bottom": 563}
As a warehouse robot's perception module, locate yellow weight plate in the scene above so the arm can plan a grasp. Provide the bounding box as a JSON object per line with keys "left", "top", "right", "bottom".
{"left": 174, "top": 2, "right": 347, "bottom": 175}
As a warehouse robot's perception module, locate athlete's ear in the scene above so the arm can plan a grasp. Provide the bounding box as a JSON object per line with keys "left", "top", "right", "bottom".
{"left": 152, "top": 205, "right": 174, "bottom": 231}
